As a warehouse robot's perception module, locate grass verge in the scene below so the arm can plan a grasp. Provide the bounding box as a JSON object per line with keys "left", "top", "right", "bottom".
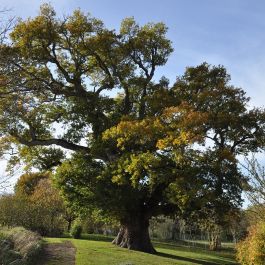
{"left": 0, "top": 227, "right": 43, "bottom": 265}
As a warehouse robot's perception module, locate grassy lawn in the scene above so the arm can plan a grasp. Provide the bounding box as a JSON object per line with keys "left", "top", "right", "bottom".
{"left": 44, "top": 235, "right": 238, "bottom": 265}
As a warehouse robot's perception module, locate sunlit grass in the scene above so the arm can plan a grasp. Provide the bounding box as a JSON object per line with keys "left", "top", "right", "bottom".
{"left": 44, "top": 235, "right": 237, "bottom": 265}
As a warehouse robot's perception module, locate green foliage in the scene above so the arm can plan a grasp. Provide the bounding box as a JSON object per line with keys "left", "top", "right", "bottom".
{"left": 70, "top": 221, "right": 83, "bottom": 239}
{"left": 236, "top": 222, "right": 265, "bottom": 265}
{"left": 0, "top": 195, "right": 28, "bottom": 227}
{"left": 80, "top": 209, "right": 119, "bottom": 235}
{"left": 149, "top": 216, "right": 175, "bottom": 240}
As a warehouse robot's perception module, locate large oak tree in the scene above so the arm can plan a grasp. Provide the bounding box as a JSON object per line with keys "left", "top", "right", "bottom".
{"left": 0, "top": 4, "right": 264, "bottom": 253}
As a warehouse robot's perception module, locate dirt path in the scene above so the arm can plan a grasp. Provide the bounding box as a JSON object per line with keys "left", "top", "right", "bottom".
{"left": 39, "top": 241, "right": 76, "bottom": 265}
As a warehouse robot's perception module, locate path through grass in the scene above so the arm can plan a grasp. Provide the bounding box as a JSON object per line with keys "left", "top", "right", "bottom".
{"left": 39, "top": 240, "right": 75, "bottom": 265}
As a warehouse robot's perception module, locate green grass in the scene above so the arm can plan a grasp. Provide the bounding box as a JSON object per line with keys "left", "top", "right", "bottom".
{"left": 44, "top": 235, "right": 238, "bottom": 265}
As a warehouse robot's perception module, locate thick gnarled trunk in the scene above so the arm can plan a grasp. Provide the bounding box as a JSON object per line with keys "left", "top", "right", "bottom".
{"left": 112, "top": 216, "right": 156, "bottom": 254}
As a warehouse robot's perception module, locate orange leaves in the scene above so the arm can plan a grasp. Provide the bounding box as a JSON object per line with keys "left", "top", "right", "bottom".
{"left": 161, "top": 104, "right": 208, "bottom": 130}
{"left": 157, "top": 105, "right": 208, "bottom": 149}
{"left": 103, "top": 104, "right": 208, "bottom": 152}
{"left": 15, "top": 172, "right": 50, "bottom": 196}
{"left": 30, "top": 178, "right": 62, "bottom": 210}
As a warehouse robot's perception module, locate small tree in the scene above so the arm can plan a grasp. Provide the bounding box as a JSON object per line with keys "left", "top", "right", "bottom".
{"left": 0, "top": 174, "right": 12, "bottom": 193}
{"left": 243, "top": 155, "right": 265, "bottom": 215}
{"left": 236, "top": 222, "right": 265, "bottom": 265}
{"left": 236, "top": 154, "right": 265, "bottom": 263}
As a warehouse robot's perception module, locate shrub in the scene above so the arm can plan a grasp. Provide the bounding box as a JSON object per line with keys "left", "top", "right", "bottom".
{"left": 70, "top": 221, "right": 82, "bottom": 239}
{"left": 11, "top": 227, "right": 42, "bottom": 264}
{"left": 236, "top": 222, "right": 265, "bottom": 265}
{"left": 0, "top": 232, "right": 22, "bottom": 265}
{"left": 0, "top": 227, "right": 43, "bottom": 265}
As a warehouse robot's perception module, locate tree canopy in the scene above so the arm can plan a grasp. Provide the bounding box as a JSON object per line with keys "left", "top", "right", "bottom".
{"left": 0, "top": 4, "right": 264, "bottom": 253}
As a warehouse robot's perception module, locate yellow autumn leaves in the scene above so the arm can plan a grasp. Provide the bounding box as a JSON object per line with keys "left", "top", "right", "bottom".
{"left": 103, "top": 104, "right": 208, "bottom": 152}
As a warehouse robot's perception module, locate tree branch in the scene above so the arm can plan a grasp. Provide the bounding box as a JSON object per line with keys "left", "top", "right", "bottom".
{"left": 16, "top": 136, "right": 90, "bottom": 152}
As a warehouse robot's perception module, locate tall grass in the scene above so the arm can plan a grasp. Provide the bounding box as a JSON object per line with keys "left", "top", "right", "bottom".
{"left": 0, "top": 227, "right": 43, "bottom": 265}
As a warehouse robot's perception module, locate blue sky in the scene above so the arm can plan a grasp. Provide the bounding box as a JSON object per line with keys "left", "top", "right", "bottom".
{"left": 1, "top": 0, "right": 264, "bottom": 107}
{"left": 0, "top": 1, "right": 264, "bottom": 199}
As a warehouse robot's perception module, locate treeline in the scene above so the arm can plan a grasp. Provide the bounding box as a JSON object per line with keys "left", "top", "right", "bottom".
{"left": 0, "top": 171, "right": 248, "bottom": 246}
{"left": 0, "top": 172, "right": 118, "bottom": 237}
{"left": 0, "top": 172, "right": 69, "bottom": 236}
{"left": 149, "top": 215, "right": 248, "bottom": 244}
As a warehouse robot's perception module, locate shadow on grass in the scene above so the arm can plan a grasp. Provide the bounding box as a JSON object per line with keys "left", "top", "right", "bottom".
{"left": 154, "top": 241, "right": 235, "bottom": 257}
{"left": 174, "top": 240, "right": 235, "bottom": 252}
{"left": 156, "top": 252, "right": 234, "bottom": 265}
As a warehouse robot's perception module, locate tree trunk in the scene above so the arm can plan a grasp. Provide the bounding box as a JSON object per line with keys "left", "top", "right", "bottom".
{"left": 112, "top": 216, "right": 156, "bottom": 254}
{"left": 230, "top": 228, "right": 237, "bottom": 244}
{"left": 209, "top": 232, "right": 221, "bottom": 251}
{"left": 67, "top": 219, "right": 72, "bottom": 232}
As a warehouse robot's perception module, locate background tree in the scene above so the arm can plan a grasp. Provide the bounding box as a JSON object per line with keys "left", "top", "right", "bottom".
{"left": 235, "top": 154, "right": 265, "bottom": 264}
{"left": 243, "top": 155, "right": 265, "bottom": 219}
{"left": 226, "top": 210, "right": 249, "bottom": 243}
{"left": 15, "top": 172, "right": 50, "bottom": 195}
{"left": 0, "top": 174, "right": 12, "bottom": 193}
{"left": 0, "top": 4, "right": 264, "bottom": 253}
{"left": 170, "top": 63, "right": 265, "bottom": 249}
{"left": 236, "top": 222, "right": 265, "bottom": 265}
{"left": 0, "top": 8, "right": 15, "bottom": 193}
{"left": 79, "top": 208, "right": 119, "bottom": 235}
{"left": 0, "top": 172, "right": 67, "bottom": 236}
